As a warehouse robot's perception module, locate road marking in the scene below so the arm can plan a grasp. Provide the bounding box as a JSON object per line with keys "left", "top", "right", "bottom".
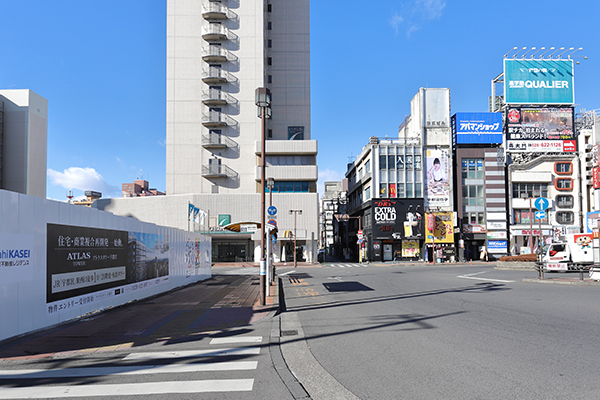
{"left": 123, "top": 347, "right": 260, "bottom": 360}
{"left": 0, "top": 379, "right": 254, "bottom": 398}
{"left": 279, "top": 270, "right": 294, "bottom": 276}
{"left": 210, "top": 336, "right": 262, "bottom": 345}
{"left": 0, "top": 362, "right": 258, "bottom": 379}
{"left": 457, "top": 271, "right": 514, "bottom": 283}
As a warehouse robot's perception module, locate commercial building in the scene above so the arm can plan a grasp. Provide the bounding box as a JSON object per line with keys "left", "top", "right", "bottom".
{"left": 345, "top": 88, "right": 453, "bottom": 262}
{"left": 122, "top": 180, "right": 165, "bottom": 197}
{"left": 0, "top": 89, "right": 47, "bottom": 198}
{"left": 97, "top": 0, "right": 318, "bottom": 263}
{"left": 495, "top": 55, "right": 585, "bottom": 255}
{"left": 452, "top": 112, "right": 508, "bottom": 261}
{"left": 320, "top": 180, "right": 347, "bottom": 256}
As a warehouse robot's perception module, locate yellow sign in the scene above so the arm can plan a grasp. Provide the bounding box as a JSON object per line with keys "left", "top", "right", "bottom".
{"left": 402, "top": 240, "right": 420, "bottom": 257}
{"left": 425, "top": 212, "right": 454, "bottom": 244}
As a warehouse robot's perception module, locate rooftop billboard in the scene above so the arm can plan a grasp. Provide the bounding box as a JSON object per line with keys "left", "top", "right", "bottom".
{"left": 505, "top": 107, "right": 576, "bottom": 153}
{"left": 453, "top": 112, "right": 503, "bottom": 144}
{"left": 504, "top": 59, "right": 574, "bottom": 105}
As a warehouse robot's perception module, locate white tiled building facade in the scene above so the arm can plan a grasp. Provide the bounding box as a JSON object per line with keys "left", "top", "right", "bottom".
{"left": 99, "top": 0, "right": 319, "bottom": 263}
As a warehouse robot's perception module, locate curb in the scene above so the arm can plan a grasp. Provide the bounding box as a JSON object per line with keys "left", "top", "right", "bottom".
{"left": 522, "top": 278, "right": 600, "bottom": 286}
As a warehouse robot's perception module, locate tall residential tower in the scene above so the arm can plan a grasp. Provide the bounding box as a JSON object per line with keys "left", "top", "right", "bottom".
{"left": 98, "top": 0, "right": 318, "bottom": 263}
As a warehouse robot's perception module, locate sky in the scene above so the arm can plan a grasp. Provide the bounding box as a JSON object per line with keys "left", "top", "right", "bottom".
{"left": 2, "top": 0, "right": 600, "bottom": 201}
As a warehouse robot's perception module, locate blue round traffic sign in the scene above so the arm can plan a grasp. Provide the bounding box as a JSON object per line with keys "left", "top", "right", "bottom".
{"left": 267, "top": 206, "right": 277, "bottom": 216}
{"left": 534, "top": 197, "right": 549, "bottom": 211}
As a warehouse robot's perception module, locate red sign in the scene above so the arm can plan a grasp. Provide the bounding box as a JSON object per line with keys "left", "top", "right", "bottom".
{"left": 594, "top": 167, "right": 600, "bottom": 189}
{"left": 427, "top": 214, "right": 435, "bottom": 233}
{"left": 563, "top": 140, "right": 576, "bottom": 152}
{"left": 358, "top": 230, "right": 363, "bottom": 235}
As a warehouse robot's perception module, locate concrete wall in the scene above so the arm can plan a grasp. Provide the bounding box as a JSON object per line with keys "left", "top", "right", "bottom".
{"left": 94, "top": 192, "right": 320, "bottom": 262}
{"left": 0, "top": 190, "right": 211, "bottom": 342}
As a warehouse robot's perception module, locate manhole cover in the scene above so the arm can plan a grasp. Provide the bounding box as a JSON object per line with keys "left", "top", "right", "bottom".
{"left": 281, "top": 330, "right": 298, "bottom": 336}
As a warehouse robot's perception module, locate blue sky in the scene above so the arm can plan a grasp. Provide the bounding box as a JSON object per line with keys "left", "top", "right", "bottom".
{"left": 1, "top": 0, "right": 599, "bottom": 201}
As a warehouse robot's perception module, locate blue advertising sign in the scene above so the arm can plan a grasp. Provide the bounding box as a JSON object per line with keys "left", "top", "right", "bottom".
{"left": 504, "top": 59, "right": 574, "bottom": 105}
{"left": 487, "top": 240, "right": 508, "bottom": 254}
{"left": 454, "top": 112, "right": 503, "bottom": 144}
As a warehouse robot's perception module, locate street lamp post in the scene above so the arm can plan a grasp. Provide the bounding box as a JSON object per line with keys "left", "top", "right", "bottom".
{"left": 256, "top": 87, "right": 271, "bottom": 306}
{"left": 266, "top": 177, "right": 275, "bottom": 287}
{"left": 289, "top": 210, "right": 302, "bottom": 268}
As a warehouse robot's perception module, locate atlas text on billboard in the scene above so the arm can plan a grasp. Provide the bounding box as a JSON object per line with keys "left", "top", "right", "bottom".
{"left": 453, "top": 112, "right": 503, "bottom": 144}
{"left": 504, "top": 59, "right": 574, "bottom": 105}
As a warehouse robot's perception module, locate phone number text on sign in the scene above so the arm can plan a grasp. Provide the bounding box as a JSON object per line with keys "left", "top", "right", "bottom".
{"left": 507, "top": 140, "right": 575, "bottom": 153}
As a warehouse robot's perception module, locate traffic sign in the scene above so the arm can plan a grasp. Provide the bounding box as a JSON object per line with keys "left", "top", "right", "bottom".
{"left": 358, "top": 230, "right": 363, "bottom": 236}
{"left": 358, "top": 238, "right": 364, "bottom": 244}
{"left": 267, "top": 219, "right": 277, "bottom": 227}
{"left": 535, "top": 211, "right": 546, "bottom": 220}
{"left": 534, "top": 197, "right": 549, "bottom": 211}
{"left": 267, "top": 206, "right": 277, "bottom": 216}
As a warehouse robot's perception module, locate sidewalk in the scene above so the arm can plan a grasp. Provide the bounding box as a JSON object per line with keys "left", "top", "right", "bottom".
{"left": 0, "top": 271, "right": 279, "bottom": 361}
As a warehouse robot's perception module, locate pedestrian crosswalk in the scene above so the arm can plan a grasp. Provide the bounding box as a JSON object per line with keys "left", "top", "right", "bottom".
{"left": 0, "top": 336, "right": 264, "bottom": 398}
{"left": 322, "top": 263, "right": 370, "bottom": 268}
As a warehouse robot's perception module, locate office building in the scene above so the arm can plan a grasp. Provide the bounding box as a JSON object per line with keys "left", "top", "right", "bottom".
{"left": 0, "top": 89, "right": 47, "bottom": 198}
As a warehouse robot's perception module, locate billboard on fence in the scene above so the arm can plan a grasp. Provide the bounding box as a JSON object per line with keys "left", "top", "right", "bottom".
{"left": 47, "top": 224, "right": 170, "bottom": 308}
{"left": 506, "top": 107, "right": 576, "bottom": 153}
{"left": 504, "top": 59, "right": 574, "bottom": 104}
{"left": 454, "top": 112, "right": 503, "bottom": 144}
{"left": 425, "top": 148, "right": 450, "bottom": 207}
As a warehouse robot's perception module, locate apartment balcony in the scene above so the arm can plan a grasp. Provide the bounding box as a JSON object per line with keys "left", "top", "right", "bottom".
{"left": 201, "top": 66, "right": 231, "bottom": 84}
{"left": 202, "top": 24, "right": 229, "bottom": 41}
{"left": 202, "top": 163, "right": 237, "bottom": 179}
{"left": 202, "top": 2, "right": 229, "bottom": 20}
{"left": 202, "top": 132, "right": 235, "bottom": 150}
{"left": 202, "top": 89, "right": 233, "bottom": 106}
{"left": 201, "top": 111, "right": 234, "bottom": 128}
{"left": 201, "top": 46, "right": 231, "bottom": 63}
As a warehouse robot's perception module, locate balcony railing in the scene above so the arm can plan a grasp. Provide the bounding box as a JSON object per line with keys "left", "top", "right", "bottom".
{"left": 201, "top": 66, "right": 231, "bottom": 83}
{"left": 201, "top": 46, "right": 232, "bottom": 63}
{"left": 202, "top": 2, "right": 230, "bottom": 20}
{"left": 201, "top": 111, "right": 234, "bottom": 127}
{"left": 202, "top": 163, "right": 236, "bottom": 179}
{"left": 202, "top": 24, "right": 229, "bottom": 41}
{"left": 201, "top": 89, "right": 233, "bottom": 106}
{"left": 202, "top": 132, "right": 235, "bottom": 149}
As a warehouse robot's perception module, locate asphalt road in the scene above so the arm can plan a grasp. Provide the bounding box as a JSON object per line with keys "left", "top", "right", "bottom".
{"left": 281, "top": 262, "right": 600, "bottom": 400}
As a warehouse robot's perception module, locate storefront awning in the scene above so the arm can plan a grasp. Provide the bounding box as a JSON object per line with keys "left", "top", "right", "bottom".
{"left": 222, "top": 221, "right": 261, "bottom": 233}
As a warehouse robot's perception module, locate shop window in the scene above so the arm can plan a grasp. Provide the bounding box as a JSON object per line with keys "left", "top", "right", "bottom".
{"left": 556, "top": 211, "right": 574, "bottom": 224}
{"left": 556, "top": 195, "right": 574, "bottom": 208}
{"left": 554, "top": 162, "right": 573, "bottom": 175}
{"left": 515, "top": 210, "right": 547, "bottom": 224}
{"left": 555, "top": 178, "right": 573, "bottom": 191}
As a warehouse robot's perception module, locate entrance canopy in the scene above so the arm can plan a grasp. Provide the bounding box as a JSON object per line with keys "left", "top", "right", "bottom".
{"left": 222, "top": 221, "right": 261, "bottom": 233}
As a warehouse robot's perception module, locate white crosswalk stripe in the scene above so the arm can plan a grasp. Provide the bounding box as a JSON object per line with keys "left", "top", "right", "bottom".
{"left": 0, "top": 336, "right": 264, "bottom": 398}
{"left": 324, "top": 263, "right": 369, "bottom": 268}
